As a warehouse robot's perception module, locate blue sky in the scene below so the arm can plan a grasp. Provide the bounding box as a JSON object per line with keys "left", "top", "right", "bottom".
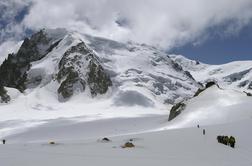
{"left": 171, "top": 22, "right": 252, "bottom": 64}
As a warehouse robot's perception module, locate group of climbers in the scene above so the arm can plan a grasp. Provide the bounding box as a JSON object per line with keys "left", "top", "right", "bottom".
{"left": 217, "top": 135, "right": 236, "bottom": 148}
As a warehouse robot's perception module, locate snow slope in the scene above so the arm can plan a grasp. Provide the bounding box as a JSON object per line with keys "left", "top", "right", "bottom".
{"left": 1, "top": 85, "right": 252, "bottom": 166}
{"left": 2, "top": 84, "right": 252, "bottom": 166}
{"left": 1, "top": 119, "right": 252, "bottom": 166}
{"left": 166, "top": 85, "right": 252, "bottom": 129}
{"left": 2, "top": 84, "right": 251, "bottom": 142}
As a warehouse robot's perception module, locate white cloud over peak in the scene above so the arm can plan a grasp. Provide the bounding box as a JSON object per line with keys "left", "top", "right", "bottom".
{"left": 2, "top": 0, "right": 252, "bottom": 49}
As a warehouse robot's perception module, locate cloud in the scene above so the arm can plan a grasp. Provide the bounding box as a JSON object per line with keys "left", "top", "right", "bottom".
{"left": 0, "top": 0, "right": 32, "bottom": 43}
{"left": 2, "top": 0, "right": 252, "bottom": 49}
{"left": 0, "top": 40, "right": 23, "bottom": 65}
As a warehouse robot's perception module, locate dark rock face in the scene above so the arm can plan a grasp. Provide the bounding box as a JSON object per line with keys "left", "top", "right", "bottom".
{"left": 0, "top": 86, "right": 10, "bottom": 103}
{"left": 57, "top": 42, "right": 112, "bottom": 101}
{"left": 168, "top": 102, "right": 186, "bottom": 121}
{"left": 184, "top": 71, "right": 195, "bottom": 81}
{"left": 17, "top": 30, "right": 51, "bottom": 61}
{"left": 248, "top": 82, "right": 252, "bottom": 90}
{"left": 58, "top": 70, "right": 86, "bottom": 100}
{"left": 0, "top": 53, "right": 29, "bottom": 91}
{"left": 0, "top": 30, "right": 61, "bottom": 92}
{"left": 194, "top": 81, "right": 217, "bottom": 97}
{"left": 88, "top": 60, "right": 112, "bottom": 96}
{"left": 243, "top": 91, "right": 252, "bottom": 96}
{"left": 171, "top": 61, "right": 183, "bottom": 72}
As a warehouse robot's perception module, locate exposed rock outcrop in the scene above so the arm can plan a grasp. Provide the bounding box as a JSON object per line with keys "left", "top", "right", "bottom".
{"left": 0, "top": 29, "right": 62, "bottom": 92}
{"left": 57, "top": 42, "right": 112, "bottom": 101}
{"left": 168, "top": 102, "right": 186, "bottom": 121}
{"left": 0, "top": 86, "right": 10, "bottom": 103}
{"left": 194, "top": 81, "right": 217, "bottom": 97}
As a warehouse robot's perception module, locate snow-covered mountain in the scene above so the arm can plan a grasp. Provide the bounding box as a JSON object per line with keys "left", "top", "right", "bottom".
{"left": 0, "top": 28, "right": 200, "bottom": 106}
{"left": 0, "top": 28, "right": 251, "bottom": 120}
{"left": 170, "top": 54, "right": 252, "bottom": 93}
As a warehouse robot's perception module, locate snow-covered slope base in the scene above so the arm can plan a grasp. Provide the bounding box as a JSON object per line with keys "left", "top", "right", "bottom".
{"left": 166, "top": 85, "right": 252, "bottom": 129}
{"left": 1, "top": 83, "right": 252, "bottom": 166}
{"left": 1, "top": 120, "right": 252, "bottom": 166}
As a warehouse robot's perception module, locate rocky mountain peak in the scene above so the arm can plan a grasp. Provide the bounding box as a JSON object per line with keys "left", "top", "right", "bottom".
{"left": 0, "top": 29, "right": 64, "bottom": 92}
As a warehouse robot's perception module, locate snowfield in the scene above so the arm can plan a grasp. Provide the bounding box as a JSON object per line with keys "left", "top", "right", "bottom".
{"left": 166, "top": 85, "right": 252, "bottom": 129}
{"left": 0, "top": 29, "right": 252, "bottom": 166}
{"left": 1, "top": 84, "right": 252, "bottom": 166}
{"left": 1, "top": 120, "right": 252, "bottom": 166}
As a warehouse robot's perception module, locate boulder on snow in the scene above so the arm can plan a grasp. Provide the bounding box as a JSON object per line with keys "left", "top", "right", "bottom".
{"left": 101, "top": 137, "right": 111, "bottom": 142}
{"left": 122, "top": 142, "right": 135, "bottom": 148}
{"left": 243, "top": 91, "right": 252, "bottom": 97}
{"left": 49, "top": 141, "right": 56, "bottom": 145}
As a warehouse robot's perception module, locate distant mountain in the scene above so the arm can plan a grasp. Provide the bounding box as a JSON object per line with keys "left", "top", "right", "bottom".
{"left": 170, "top": 54, "right": 252, "bottom": 93}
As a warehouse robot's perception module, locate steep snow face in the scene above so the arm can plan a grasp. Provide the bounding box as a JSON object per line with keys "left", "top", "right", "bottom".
{"left": 170, "top": 55, "right": 252, "bottom": 93}
{"left": 166, "top": 85, "right": 252, "bottom": 129}
{"left": 170, "top": 54, "right": 209, "bottom": 72}
{"left": 85, "top": 36, "right": 200, "bottom": 106}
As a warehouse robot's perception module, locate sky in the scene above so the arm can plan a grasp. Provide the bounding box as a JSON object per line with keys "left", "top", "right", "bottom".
{"left": 171, "top": 22, "right": 252, "bottom": 64}
{"left": 1, "top": 0, "right": 252, "bottom": 64}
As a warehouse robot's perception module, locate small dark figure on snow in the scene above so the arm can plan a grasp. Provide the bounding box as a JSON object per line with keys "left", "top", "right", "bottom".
{"left": 229, "top": 136, "right": 236, "bottom": 148}
{"left": 203, "top": 129, "right": 205, "bottom": 135}
{"left": 2, "top": 139, "right": 6, "bottom": 144}
{"left": 197, "top": 124, "right": 200, "bottom": 128}
{"left": 223, "top": 136, "right": 229, "bottom": 145}
{"left": 217, "top": 135, "right": 223, "bottom": 143}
